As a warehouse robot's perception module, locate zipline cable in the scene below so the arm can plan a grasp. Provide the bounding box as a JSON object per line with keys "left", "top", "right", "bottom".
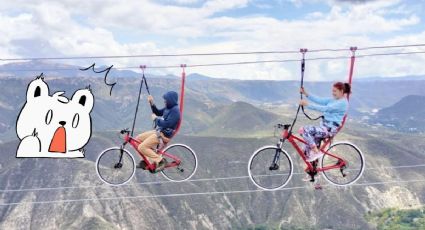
{"left": 1, "top": 43, "right": 425, "bottom": 61}
{"left": 0, "top": 178, "right": 424, "bottom": 207}
{"left": 0, "top": 163, "right": 424, "bottom": 193}
{"left": 1, "top": 50, "right": 425, "bottom": 72}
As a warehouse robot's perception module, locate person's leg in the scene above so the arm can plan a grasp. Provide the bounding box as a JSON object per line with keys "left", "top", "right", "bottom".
{"left": 138, "top": 133, "right": 162, "bottom": 164}
{"left": 302, "top": 125, "right": 317, "bottom": 155}
{"left": 136, "top": 130, "right": 156, "bottom": 142}
{"left": 303, "top": 126, "right": 328, "bottom": 162}
{"left": 135, "top": 130, "right": 157, "bottom": 167}
{"left": 301, "top": 125, "right": 316, "bottom": 181}
{"left": 313, "top": 127, "right": 331, "bottom": 145}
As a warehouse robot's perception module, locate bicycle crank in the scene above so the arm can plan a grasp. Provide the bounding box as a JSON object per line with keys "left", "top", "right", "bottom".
{"left": 340, "top": 166, "right": 347, "bottom": 177}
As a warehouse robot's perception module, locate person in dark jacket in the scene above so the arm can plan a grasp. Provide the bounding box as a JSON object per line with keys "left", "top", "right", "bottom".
{"left": 136, "top": 91, "right": 180, "bottom": 172}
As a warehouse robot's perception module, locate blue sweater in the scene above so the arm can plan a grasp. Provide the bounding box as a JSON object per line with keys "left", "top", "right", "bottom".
{"left": 151, "top": 91, "right": 181, "bottom": 137}
{"left": 306, "top": 94, "right": 348, "bottom": 126}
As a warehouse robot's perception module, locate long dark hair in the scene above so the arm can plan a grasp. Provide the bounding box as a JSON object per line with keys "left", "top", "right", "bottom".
{"left": 333, "top": 82, "right": 351, "bottom": 94}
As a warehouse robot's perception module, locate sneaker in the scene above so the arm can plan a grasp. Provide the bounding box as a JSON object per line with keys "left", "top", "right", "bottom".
{"left": 137, "top": 160, "right": 147, "bottom": 170}
{"left": 306, "top": 151, "right": 324, "bottom": 162}
{"left": 154, "top": 158, "right": 168, "bottom": 172}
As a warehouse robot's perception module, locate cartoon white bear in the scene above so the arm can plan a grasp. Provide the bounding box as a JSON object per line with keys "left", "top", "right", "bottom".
{"left": 16, "top": 75, "right": 94, "bottom": 158}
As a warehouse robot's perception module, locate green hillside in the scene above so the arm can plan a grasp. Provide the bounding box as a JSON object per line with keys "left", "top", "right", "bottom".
{"left": 199, "top": 101, "right": 281, "bottom": 137}
{"left": 367, "top": 208, "right": 425, "bottom": 230}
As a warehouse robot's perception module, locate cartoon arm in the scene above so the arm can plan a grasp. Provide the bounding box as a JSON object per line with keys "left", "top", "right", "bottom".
{"left": 16, "top": 129, "right": 42, "bottom": 157}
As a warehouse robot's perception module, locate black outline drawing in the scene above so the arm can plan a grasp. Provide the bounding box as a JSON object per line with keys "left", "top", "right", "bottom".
{"left": 80, "top": 63, "right": 116, "bottom": 95}
{"left": 15, "top": 74, "right": 94, "bottom": 158}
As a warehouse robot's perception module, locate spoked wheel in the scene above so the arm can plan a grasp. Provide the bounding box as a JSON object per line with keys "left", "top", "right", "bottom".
{"left": 160, "top": 144, "right": 197, "bottom": 182}
{"left": 321, "top": 142, "right": 365, "bottom": 186}
{"left": 96, "top": 147, "right": 136, "bottom": 186}
{"left": 248, "top": 146, "right": 293, "bottom": 191}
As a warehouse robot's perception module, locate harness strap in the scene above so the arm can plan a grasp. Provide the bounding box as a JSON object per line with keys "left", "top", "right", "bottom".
{"left": 299, "top": 48, "right": 324, "bottom": 121}
{"left": 173, "top": 64, "right": 186, "bottom": 136}
{"left": 338, "top": 47, "right": 357, "bottom": 130}
{"left": 130, "top": 65, "right": 147, "bottom": 136}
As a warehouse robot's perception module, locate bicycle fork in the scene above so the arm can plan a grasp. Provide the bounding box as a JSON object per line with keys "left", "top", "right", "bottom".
{"left": 114, "top": 144, "right": 126, "bottom": 169}
{"left": 269, "top": 142, "right": 283, "bottom": 171}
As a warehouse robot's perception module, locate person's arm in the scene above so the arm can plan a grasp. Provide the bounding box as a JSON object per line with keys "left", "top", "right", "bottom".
{"left": 308, "top": 104, "right": 327, "bottom": 112}
{"left": 307, "top": 94, "right": 332, "bottom": 105}
{"left": 155, "top": 109, "right": 180, "bottom": 129}
{"left": 308, "top": 99, "right": 347, "bottom": 113}
{"left": 151, "top": 104, "right": 164, "bottom": 116}
{"left": 325, "top": 100, "right": 348, "bottom": 114}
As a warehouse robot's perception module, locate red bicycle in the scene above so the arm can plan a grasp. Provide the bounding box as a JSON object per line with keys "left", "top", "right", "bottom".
{"left": 95, "top": 65, "right": 197, "bottom": 186}
{"left": 96, "top": 128, "right": 197, "bottom": 185}
{"left": 247, "top": 123, "right": 365, "bottom": 190}
{"left": 248, "top": 48, "right": 364, "bottom": 190}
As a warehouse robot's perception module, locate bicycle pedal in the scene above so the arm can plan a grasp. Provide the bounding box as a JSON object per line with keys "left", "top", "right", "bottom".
{"left": 136, "top": 161, "right": 148, "bottom": 170}
{"left": 314, "top": 184, "right": 323, "bottom": 190}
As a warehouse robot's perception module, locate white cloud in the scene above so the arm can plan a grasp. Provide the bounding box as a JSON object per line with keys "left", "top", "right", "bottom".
{"left": 162, "top": 0, "right": 203, "bottom": 5}
{"left": 0, "top": 0, "right": 424, "bottom": 80}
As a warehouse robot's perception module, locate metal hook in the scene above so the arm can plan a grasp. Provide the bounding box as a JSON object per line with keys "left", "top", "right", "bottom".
{"left": 140, "top": 65, "right": 146, "bottom": 75}
{"left": 350, "top": 46, "right": 357, "bottom": 56}
{"left": 300, "top": 48, "right": 308, "bottom": 58}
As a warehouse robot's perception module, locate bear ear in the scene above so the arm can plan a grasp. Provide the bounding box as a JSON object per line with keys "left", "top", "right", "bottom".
{"left": 71, "top": 88, "right": 94, "bottom": 113}
{"left": 26, "top": 76, "right": 49, "bottom": 102}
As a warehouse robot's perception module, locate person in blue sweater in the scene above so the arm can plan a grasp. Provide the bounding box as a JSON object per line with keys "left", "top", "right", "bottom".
{"left": 136, "top": 91, "right": 181, "bottom": 172}
{"left": 299, "top": 82, "right": 351, "bottom": 162}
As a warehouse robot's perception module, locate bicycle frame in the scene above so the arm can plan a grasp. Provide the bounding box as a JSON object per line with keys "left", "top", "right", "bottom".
{"left": 121, "top": 132, "right": 181, "bottom": 171}
{"left": 276, "top": 125, "right": 347, "bottom": 173}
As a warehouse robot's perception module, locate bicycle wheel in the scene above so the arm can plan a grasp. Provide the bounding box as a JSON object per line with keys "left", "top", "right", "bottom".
{"left": 161, "top": 144, "right": 198, "bottom": 182}
{"left": 96, "top": 147, "right": 136, "bottom": 186}
{"left": 321, "top": 142, "right": 365, "bottom": 186}
{"left": 248, "top": 146, "right": 293, "bottom": 191}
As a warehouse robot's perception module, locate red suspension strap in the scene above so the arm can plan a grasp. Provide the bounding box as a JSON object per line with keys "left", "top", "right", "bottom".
{"left": 346, "top": 46, "right": 357, "bottom": 100}
{"left": 339, "top": 46, "right": 357, "bottom": 130}
{"left": 173, "top": 64, "right": 186, "bottom": 135}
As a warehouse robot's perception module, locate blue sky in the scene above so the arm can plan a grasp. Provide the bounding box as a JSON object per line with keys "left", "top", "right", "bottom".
{"left": 0, "top": 0, "right": 425, "bottom": 80}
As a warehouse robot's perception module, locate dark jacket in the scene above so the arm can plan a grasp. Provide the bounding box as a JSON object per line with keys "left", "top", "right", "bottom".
{"left": 151, "top": 91, "right": 181, "bottom": 138}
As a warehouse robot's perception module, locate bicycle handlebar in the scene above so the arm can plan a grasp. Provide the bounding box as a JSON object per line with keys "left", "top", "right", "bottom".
{"left": 120, "top": 128, "right": 130, "bottom": 135}
{"left": 275, "top": 124, "right": 291, "bottom": 130}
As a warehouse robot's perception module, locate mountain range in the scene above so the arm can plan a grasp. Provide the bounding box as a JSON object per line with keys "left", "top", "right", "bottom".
{"left": 0, "top": 61, "right": 424, "bottom": 229}
{"left": 372, "top": 95, "right": 425, "bottom": 132}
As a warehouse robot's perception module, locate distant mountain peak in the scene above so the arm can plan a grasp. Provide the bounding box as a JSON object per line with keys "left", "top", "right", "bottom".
{"left": 374, "top": 94, "right": 425, "bottom": 132}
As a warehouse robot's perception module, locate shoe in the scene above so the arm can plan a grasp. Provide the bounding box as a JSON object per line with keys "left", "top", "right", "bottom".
{"left": 306, "top": 151, "right": 324, "bottom": 162}
{"left": 154, "top": 158, "right": 168, "bottom": 173}
{"left": 314, "top": 183, "right": 323, "bottom": 190}
{"left": 302, "top": 174, "right": 312, "bottom": 182}
{"left": 302, "top": 174, "right": 320, "bottom": 182}
{"left": 137, "top": 160, "right": 147, "bottom": 170}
